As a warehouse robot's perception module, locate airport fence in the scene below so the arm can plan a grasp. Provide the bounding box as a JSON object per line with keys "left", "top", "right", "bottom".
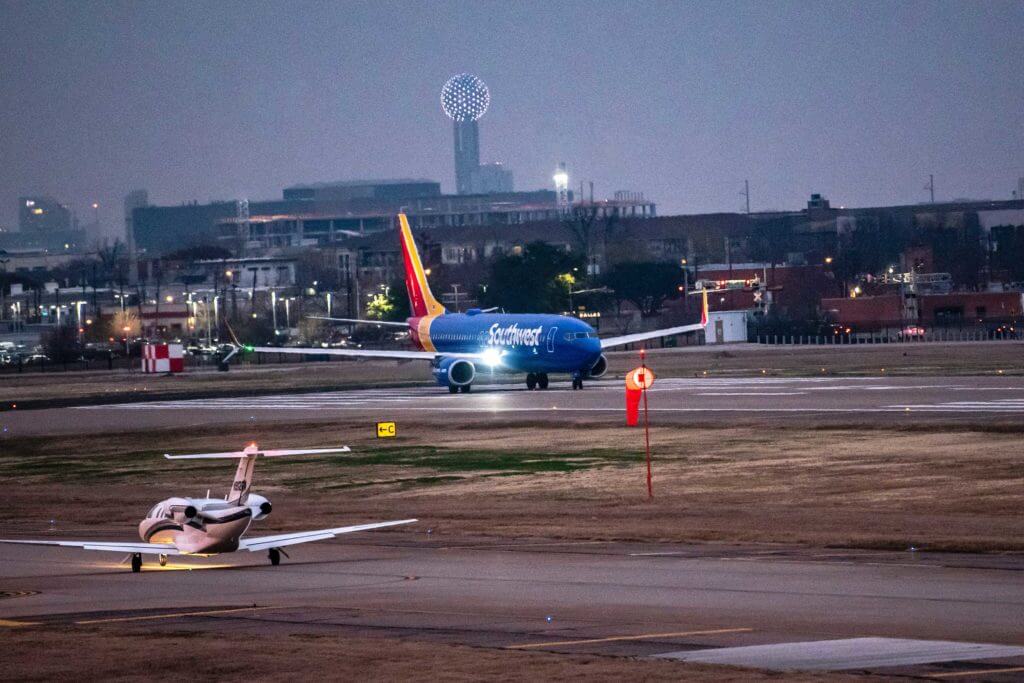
{"left": 0, "top": 348, "right": 376, "bottom": 375}
{"left": 754, "top": 327, "right": 1023, "bottom": 345}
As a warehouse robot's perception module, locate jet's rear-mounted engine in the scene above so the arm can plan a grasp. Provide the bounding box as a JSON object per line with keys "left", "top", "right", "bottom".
{"left": 248, "top": 494, "right": 273, "bottom": 521}
{"left": 183, "top": 505, "right": 199, "bottom": 521}
{"left": 432, "top": 357, "right": 476, "bottom": 387}
{"left": 588, "top": 354, "right": 608, "bottom": 378}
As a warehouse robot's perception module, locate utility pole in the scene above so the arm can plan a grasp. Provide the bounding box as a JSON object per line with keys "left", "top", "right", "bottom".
{"left": 449, "top": 284, "right": 462, "bottom": 312}
{"left": 741, "top": 179, "right": 750, "bottom": 214}
{"left": 926, "top": 174, "right": 935, "bottom": 203}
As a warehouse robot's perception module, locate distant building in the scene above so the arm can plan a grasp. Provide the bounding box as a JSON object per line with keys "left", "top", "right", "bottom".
{"left": 822, "top": 291, "right": 1023, "bottom": 333}
{"left": 1, "top": 197, "right": 86, "bottom": 252}
{"left": 19, "top": 196, "right": 72, "bottom": 233}
{"left": 282, "top": 179, "right": 440, "bottom": 202}
{"left": 213, "top": 192, "right": 656, "bottom": 254}
{"left": 197, "top": 256, "right": 297, "bottom": 290}
{"left": 124, "top": 190, "right": 148, "bottom": 285}
{"left": 133, "top": 180, "right": 448, "bottom": 255}
{"left": 468, "top": 163, "right": 514, "bottom": 194}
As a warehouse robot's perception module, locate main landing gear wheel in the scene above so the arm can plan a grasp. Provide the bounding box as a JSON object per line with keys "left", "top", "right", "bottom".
{"left": 459, "top": 384, "right": 472, "bottom": 393}
{"left": 572, "top": 377, "right": 584, "bottom": 390}
{"left": 268, "top": 548, "right": 281, "bottom": 566}
{"left": 526, "top": 373, "right": 537, "bottom": 390}
{"left": 537, "top": 373, "right": 549, "bottom": 390}
{"left": 448, "top": 385, "right": 459, "bottom": 394}
{"left": 158, "top": 554, "right": 168, "bottom": 567}
{"left": 131, "top": 553, "right": 142, "bottom": 573}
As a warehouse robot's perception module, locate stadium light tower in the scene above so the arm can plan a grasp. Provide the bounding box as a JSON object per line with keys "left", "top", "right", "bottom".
{"left": 554, "top": 162, "right": 570, "bottom": 214}
{"left": 441, "top": 73, "right": 490, "bottom": 195}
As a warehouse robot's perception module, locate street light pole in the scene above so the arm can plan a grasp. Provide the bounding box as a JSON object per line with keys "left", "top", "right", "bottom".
{"left": 204, "top": 296, "right": 212, "bottom": 347}
{"left": 271, "top": 290, "right": 278, "bottom": 331}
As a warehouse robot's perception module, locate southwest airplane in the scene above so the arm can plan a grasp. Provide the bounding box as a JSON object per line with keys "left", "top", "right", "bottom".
{"left": 239, "top": 214, "right": 708, "bottom": 392}
{"left": 0, "top": 443, "right": 416, "bottom": 572}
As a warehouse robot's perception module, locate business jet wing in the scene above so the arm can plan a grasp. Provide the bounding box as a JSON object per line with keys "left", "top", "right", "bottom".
{"left": 239, "top": 519, "right": 417, "bottom": 552}
{"left": 307, "top": 316, "right": 409, "bottom": 327}
{"left": 0, "top": 539, "right": 180, "bottom": 556}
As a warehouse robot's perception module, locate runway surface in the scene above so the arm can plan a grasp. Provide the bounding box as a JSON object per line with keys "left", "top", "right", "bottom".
{"left": 4, "top": 375, "right": 1024, "bottom": 436}
{"left": 1, "top": 534, "right": 1022, "bottom": 676}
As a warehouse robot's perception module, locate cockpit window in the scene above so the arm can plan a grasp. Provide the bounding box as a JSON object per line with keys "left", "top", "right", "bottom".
{"left": 148, "top": 504, "right": 162, "bottom": 518}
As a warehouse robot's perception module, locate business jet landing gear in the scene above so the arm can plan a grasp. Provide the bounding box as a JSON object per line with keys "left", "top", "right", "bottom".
{"left": 131, "top": 553, "right": 142, "bottom": 573}
{"left": 158, "top": 554, "right": 168, "bottom": 567}
{"left": 268, "top": 548, "right": 281, "bottom": 566}
{"left": 526, "top": 373, "right": 549, "bottom": 390}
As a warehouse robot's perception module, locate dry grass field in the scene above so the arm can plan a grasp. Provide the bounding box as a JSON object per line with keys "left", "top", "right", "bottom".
{"left": 2, "top": 416, "right": 1021, "bottom": 553}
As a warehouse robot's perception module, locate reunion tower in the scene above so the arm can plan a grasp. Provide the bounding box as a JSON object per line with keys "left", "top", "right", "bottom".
{"left": 441, "top": 73, "right": 490, "bottom": 195}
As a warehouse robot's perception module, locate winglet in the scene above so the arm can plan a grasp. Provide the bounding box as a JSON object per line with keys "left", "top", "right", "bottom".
{"left": 398, "top": 214, "right": 445, "bottom": 318}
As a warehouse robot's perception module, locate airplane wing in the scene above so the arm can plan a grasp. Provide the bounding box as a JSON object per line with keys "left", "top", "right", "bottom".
{"left": 600, "top": 289, "right": 710, "bottom": 349}
{"left": 249, "top": 345, "right": 437, "bottom": 360}
{"left": 307, "top": 316, "right": 409, "bottom": 327}
{"left": 238, "top": 519, "right": 417, "bottom": 552}
{"left": 247, "top": 345, "right": 487, "bottom": 362}
{"left": 600, "top": 321, "right": 707, "bottom": 349}
{"left": 0, "top": 539, "right": 180, "bottom": 556}
{"left": 165, "top": 446, "right": 352, "bottom": 460}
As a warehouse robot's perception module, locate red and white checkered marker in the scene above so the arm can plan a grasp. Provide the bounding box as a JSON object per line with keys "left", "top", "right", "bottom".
{"left": 142, "top": 344, "right": 184, "bottom": 373}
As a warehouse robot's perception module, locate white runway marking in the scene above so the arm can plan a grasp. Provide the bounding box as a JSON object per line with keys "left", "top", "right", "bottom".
{"left": 655, "top": 637, "right": 1024, "bottom": 671}
{"left": 888, "top": 399, "right": 1024, "bottom": 412}
{"left": 696, "top": 392, "right": 807, "bottom": 397}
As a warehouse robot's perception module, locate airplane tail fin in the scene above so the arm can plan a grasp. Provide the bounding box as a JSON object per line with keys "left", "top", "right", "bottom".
{"left": 398, "top": 214, "right": 445, "bottom": 318}
{"left": 164, "top": 444, "right": 352, "bottom": 505}
{"left": 228, "top": 444, "right": 259, "bottom": 504}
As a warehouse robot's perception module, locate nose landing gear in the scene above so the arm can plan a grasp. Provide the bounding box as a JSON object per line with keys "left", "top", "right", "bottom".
{"left": 571, "top": 371, "right": 584, "bottom": 390}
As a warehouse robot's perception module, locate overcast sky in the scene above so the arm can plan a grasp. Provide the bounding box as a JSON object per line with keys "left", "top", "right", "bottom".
{"left": 1, "top": 0, "right": 1021, "bottom": 239}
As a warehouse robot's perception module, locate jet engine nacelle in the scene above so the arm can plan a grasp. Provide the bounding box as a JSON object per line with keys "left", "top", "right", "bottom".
{"left": 587, "top": 354, "right": 608, "bottom": 378}
{"left": 432, "top": 356, "right": 475, "bottom": 387}
{"left": 247, "top": 494, "right": 273, "bottom": 521}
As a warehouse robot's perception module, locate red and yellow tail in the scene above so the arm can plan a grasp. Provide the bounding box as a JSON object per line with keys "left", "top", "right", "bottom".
{"left": 398, "top": 214, "right": 445, "bottom": 318}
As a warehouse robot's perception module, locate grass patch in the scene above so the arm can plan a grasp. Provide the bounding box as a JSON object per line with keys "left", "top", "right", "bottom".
{"left": 302, "top": 446, "right": 642, "bottom": 474}
{"left": 0, "top": 442, "right": 643, "bottom": 488}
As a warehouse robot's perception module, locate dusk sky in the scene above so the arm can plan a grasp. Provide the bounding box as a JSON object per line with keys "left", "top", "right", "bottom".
{"left": 1, "top": 0, "right": 1021, "bottom": 240}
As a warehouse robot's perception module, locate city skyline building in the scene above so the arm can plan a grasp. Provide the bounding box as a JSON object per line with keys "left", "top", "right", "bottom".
{"left": 18, "top": 196, "right": 72, "bottom": 233}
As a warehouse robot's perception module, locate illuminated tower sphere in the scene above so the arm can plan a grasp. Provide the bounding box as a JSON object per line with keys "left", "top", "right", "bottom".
{"left": 442, "top": 74, "right": 490, "bottom": 194}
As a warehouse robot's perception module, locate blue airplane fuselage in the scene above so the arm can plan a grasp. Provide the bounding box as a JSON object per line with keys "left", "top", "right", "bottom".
{"left": 409, "top": 310, "right": 603, "bottom": 375}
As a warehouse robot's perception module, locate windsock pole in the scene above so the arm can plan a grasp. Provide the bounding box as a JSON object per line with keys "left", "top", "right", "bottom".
{"left": 641, "top": 348, "right": 652, "bottom": 499}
